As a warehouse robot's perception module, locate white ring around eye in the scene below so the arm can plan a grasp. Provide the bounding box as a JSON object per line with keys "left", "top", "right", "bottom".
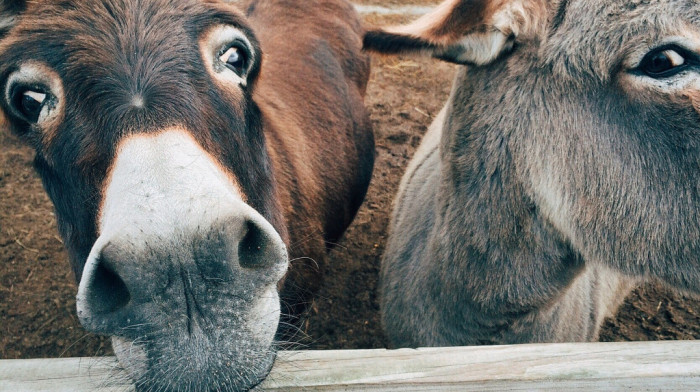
{"left": 200, "top": 25, "right": 255, "bottom": 87}
{"left": 4, "top": 62, "right": 64, "bottom": 125}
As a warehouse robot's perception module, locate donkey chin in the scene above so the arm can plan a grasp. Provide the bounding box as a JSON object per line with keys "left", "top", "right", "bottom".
{"left": 110, "top": 289, "right": 281, "bottom": 391}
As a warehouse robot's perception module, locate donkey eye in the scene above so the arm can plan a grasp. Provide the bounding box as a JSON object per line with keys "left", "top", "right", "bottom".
{"left": 219, "top": 45, "right": 249, "bottom": 76}
{"left": 11, "top": 88, "right": 47, "bottom": 123}
{"left": 639, "top": 48, "right": 688, "bottom": 78}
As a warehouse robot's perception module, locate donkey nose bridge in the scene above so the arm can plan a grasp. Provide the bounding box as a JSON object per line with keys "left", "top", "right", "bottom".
{"left": 98, "top": 128, "right": 247, "bottom": 235}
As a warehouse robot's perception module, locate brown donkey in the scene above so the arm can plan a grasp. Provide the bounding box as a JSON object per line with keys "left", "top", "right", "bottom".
{"left": 365, "top": 0, "right": 700, "bottom": 348}
{"left": 0, "top": 0, "right": 374, "bottom": 390}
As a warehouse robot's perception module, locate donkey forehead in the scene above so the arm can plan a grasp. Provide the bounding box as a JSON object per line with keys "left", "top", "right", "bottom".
{"left": 554, "top": 0, "right": 700, "bottom": 43}
{"left": 2, "top": 0, "right": 253, "bottom": 75}
{"left": 558, "top": 0, "right": 697, "bottom": 23}
{"left": 18, "top": 0, "right": 248, "bottom": 27}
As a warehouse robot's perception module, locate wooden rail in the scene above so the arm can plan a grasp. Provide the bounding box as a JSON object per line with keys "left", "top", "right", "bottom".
{"left": 1, "top": 341, "right": 699, "bottom": 391}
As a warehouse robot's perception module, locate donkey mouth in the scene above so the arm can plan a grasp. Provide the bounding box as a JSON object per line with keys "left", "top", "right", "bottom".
{"left": 109, "top": 277, "right": 283, "bottom": 391}
{"left": 112, "top": 311, "right": 279, "bottom": 392}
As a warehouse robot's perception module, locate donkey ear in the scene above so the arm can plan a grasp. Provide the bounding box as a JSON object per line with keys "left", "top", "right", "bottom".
{"left": 363, "top": 0, "right": 545, "bottom": 65}
{"left": 0, "top": 0, "right": 25, "bottom": 38}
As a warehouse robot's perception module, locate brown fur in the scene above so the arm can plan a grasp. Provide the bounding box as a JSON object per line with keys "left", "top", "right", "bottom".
{"left": 0, "top": 0, "right": 374, "bottom": 390}
{"left": 0, "top": 0, "right": 373, "bottom": 312}
{"left": 248, "top": 0, "right": 374, "bottom": 315}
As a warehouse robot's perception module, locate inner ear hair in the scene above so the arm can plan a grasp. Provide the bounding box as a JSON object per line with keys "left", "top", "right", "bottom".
{"left": 437, "top": 29, "right": 517, "bottom": 65}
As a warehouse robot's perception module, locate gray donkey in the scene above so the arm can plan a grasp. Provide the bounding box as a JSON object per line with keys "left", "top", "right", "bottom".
{"left": 364, "top": 0, "right": 700, "bottom": 347}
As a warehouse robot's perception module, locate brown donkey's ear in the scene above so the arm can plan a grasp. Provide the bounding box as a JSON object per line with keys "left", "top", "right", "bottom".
{"left": 363, "top": 0, "right": 545, "bottom": 65}
{"left": 0, "top": 0, "right": 25, "bottom": 38}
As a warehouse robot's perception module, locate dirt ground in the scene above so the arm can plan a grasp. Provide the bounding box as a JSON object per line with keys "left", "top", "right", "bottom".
{"left": 1, "top": 4, "right": 699, "bottom": 360}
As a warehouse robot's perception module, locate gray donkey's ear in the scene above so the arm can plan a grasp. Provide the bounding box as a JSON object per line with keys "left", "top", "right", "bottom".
{"left": 363, "top": 0, "right": 546, "bottom": 65}
{"left": 0, "top": 0, "right": 25, "bottom": 38}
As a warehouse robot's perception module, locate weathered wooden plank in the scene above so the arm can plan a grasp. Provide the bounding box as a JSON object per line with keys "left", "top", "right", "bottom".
{"left": 1, "top": 341, "right": 699, "bottom": 391}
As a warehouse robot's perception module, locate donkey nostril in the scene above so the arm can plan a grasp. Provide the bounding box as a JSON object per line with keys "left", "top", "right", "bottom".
{"left": 88, "top": 260, "right": 131, "bottom": 314}
{"left": 238, "top": 220, "right": 271, "bottom": 269}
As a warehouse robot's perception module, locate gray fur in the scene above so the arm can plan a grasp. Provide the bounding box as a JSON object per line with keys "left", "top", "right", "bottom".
{"left": 379, "top": 0, "right": 700, "bottom": 347}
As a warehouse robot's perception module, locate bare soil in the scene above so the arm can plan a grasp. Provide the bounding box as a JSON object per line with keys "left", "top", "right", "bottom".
{"left": 0, "top": 7, "right": 698, "bottom": 360}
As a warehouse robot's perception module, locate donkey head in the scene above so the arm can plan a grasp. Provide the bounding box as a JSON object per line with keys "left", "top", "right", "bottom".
{"left": 365, "top": 0, "right": 700, "bottom": 294}
{"left": 0, "top": 0, "right": 289, "bottom": 390}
